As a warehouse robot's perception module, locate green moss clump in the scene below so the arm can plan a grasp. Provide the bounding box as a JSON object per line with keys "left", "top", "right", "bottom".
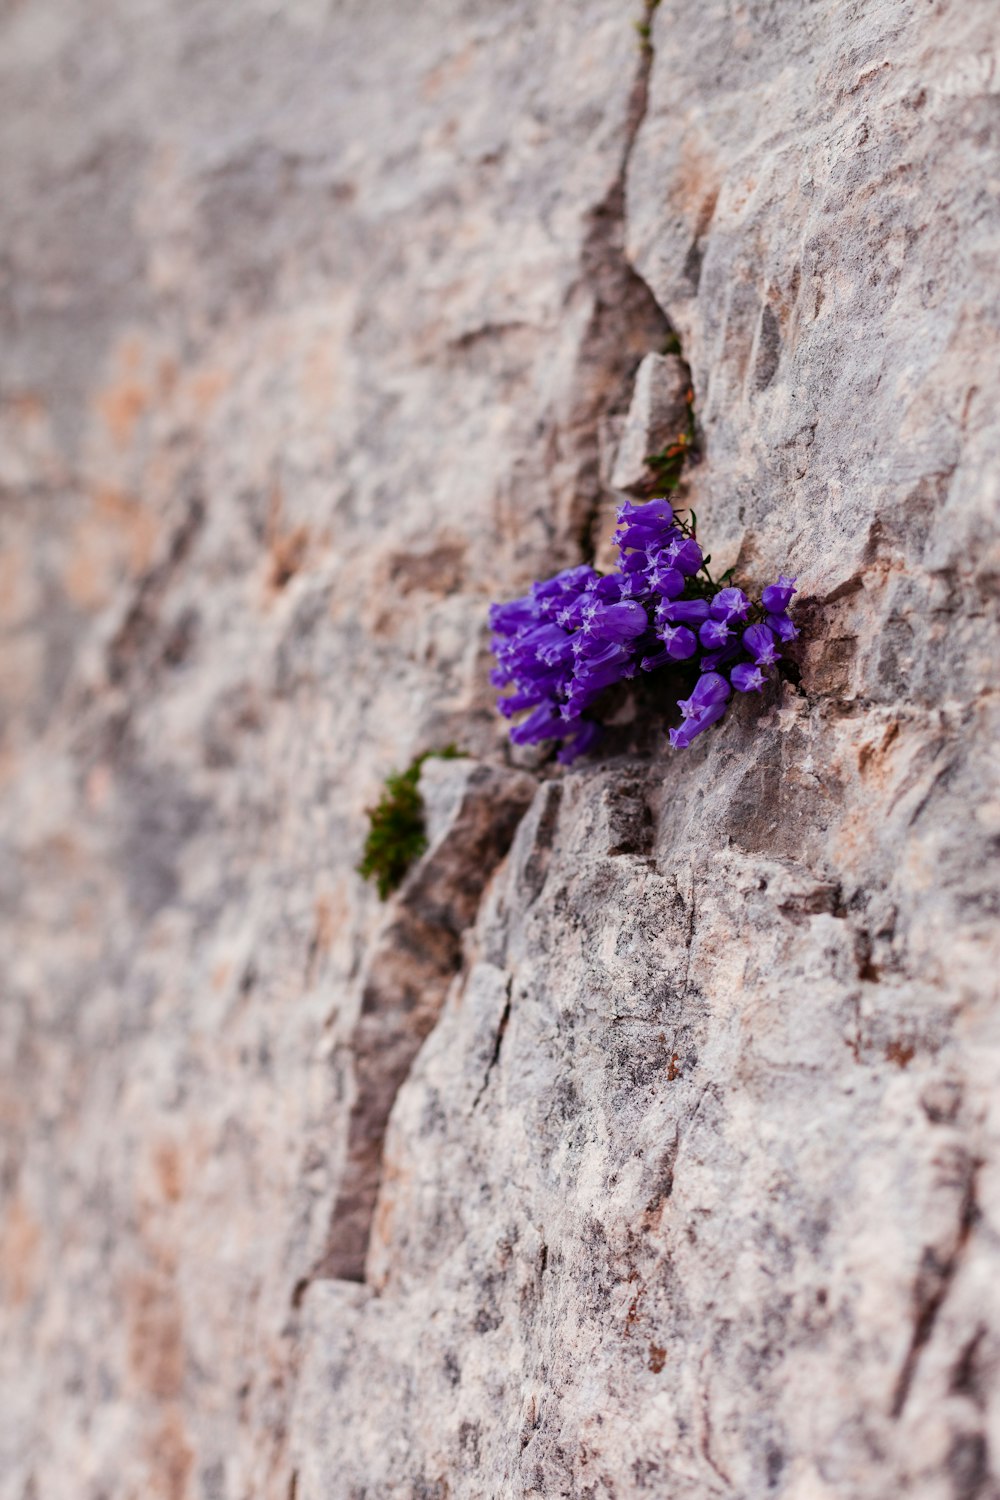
{"left": 357, "top": 746, "right": 461, "bottom": 900}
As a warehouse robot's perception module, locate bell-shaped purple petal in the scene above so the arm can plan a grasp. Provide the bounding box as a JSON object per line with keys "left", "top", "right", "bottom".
{"left": 699, "top": 644, "right": 741, "bottom": 672}
{"left": 743, "top": 622, "right": 780, "bottom": 666}
{"left": 709, "top": 587, "right": 751, "bottom": 623}
{"left": 657, "top": 597, "right": 710, "bottom": 626}
{"left": 571, "top": 656, "right": 632, "bottom": 694}
{"left": 586, "top": 600, "right": 649, "bottom": 642}
{"left": 668, "top": 698, "right": 728, "bottom": 749}
{"left": 731, "top": 662, "right": 766, "bottom": 693}
{"left": 519, "top": 623, "right": 573, "bottom": 665}
{"left": 556, "top": 719, "right": 602, "bottom": 764}
{"left": 617, "top": 498, "right": 674, "bottom": 527}
{"left": 678, "top": 671, "right": 731, "bottom": 719}
{"left": 592, "top": 573, "right": 627, "bottom": 602}
{"left": 761, "top": 575, "right": 797, "bottom": 613}
{"left": 510, "top": 704, "right": 565, "bottom": 745}
{"left": 616, "top": 522, "right": 668, "bottom": 551}
{"left": 766, "top": 611, "right": 799, "bottom": 642}
{"left": 699, "top": 617, "right": 732, "bottom": 650}
{"left": 656, "top": 623, "right": 697, "bottom": 660}
{"left": 489, "top": 596, "right": 536, "bottom": 634}
{"left": 645, "top": 564, "right": 685, "bottom": 599}
{"left": 669, "top": 538, "right": 703, "bottom": 576}
{"left": 497, "top": 686, "right": 554, "bottom": 718}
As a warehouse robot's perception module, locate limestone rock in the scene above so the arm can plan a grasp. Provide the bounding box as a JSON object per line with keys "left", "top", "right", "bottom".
{"left": 317, "top": 759, "right": 534, "bottom": 1283}
{"left": 1, "top": 0, "right": 999, "bottom": 1497}
{"left": 609, "top": 352, "right": 691, "bottom": 494}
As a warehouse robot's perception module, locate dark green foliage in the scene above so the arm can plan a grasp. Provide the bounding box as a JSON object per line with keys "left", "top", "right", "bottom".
{"left": 357, "top": 746, "right": 461, "bottom": 899}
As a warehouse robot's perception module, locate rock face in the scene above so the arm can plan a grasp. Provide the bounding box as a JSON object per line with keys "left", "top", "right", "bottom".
{"left": 609, "top": 352, "right": 691, "bottom": 494}
{"left": 1, "top": 2, "right": 999, "bottom": 1499}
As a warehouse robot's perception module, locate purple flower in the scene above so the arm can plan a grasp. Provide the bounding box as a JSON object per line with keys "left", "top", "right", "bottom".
{"left": 531, "top": 565, "right": 600, "bottom": 618}
{"left": 657, "top": 597, "right": 710, "bottom": 626}
{"left": 731, "top": 662, "right": 766, "bottom": 693}
{"left": 766, "top": 611, "right": 799, "bottom": 642}
{"left": 617, "top": 498, "right": 674, "bottom": 527}
{"left": 616, "top": 523, "right": 667, "bottom": 551}
{"left": 573, "top": 637, "right": 630, "bottom": 666}
{"left": 667, "top": 538, "right": 703, "bottom": 576}
{"left": 644, "top": 563, "right": 685, "bottom": 599}
{"left": 490, "top": 511, "right": 798, "bottom": 761}
{"left": 584, "top": 600, "right": 649, "bottom": 642}
{"left": 556, "top": 719, "right": 602, "bottom": 764}
{"left": 639, "top": 647, "right": 673, "bottom": 671}
{"left": 698, "top": 647, "right": 739, "bottom": 672}
{"left": 510, "top": 704, "right": 566, "bottom": 745}
{"left": 743, "top": 622, "right": 780, "bottom": 667}
{"left": 761, "top": 575, "right": 797, "bottom": 613}
{"left": 590, "top": 573, "right": 628, "bottom": 602}
{"left": 678, "top": 671, "right": 731, "bottom": 719}
{"left": 655, "top": 623, "right": 697, "bottom": 660}
{"left": 709, "top": 587, "right": 751, "bottom": 623}
{"left": 699, "top": 617, "right": 732, "bottom": 651}
{"left": 669, "top": 698, "right": 728, "bottom": 749}
{"left": 489, "top": 595, "right": 537, "bottom": 634}
{"left": 521, "top": 623, "right": 574, "bottom": 666}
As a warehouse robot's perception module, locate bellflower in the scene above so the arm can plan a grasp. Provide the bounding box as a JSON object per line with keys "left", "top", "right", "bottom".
{"left": 731, "top": 662, "right": 766, "bottom": 693}
{"left": 743, "top": 623, "right": 781, "bottom": 667}
{"left": 761, "top": 575, "right": 797, "bottom": 613}
{"left": 656, "top": 623, "right": 698, "bottom": 660}
{"left": 767, "top": 611, "right": 799, "bottom": 642}
{"left": 489, "top": 496, "right": 799, "bottom": 760}
{"left": 710, "top": 587, "right": 751, "bottom": 622}
{"left": 584, "top": 600, "right": 649, "bottom": 642}
{"left": 699, "top": 617, "right": 732, "bottom": 651}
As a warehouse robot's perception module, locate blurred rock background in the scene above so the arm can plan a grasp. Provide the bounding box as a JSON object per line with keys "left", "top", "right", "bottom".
{"left": 1, "top": 2, "right": 998, "bottom": 1497}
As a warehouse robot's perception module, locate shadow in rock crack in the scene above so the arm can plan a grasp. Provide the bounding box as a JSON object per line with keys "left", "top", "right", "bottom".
{"left": 313, "top": 759, "right": 535, "bottom": 1284}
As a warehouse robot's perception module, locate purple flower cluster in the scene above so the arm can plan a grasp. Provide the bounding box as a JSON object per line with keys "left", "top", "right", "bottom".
{"left": 489, "top": 498, "right": 797, "bottom": 762}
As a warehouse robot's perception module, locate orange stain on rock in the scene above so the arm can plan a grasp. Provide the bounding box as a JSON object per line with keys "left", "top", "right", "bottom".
{"left": 0, "top": 1197, "right": 42, "bottom": 1308}
{"left": 145, "top": 1410, "right": 194, "bottom": 1500}
{"left": 857, "top": 720, "right": 900, "bottom": 786}
{"left": 153, "top": 1141, "right": 184, "bottom": 1204}
{"left": 6, "top": 391, "right": 46, "bottom": 424}
{"left": 265, "top": 484, "right": 310, "bottom": 593}
{"left": 126, "top": 1271, "right": 184, "bottom": 1400}
{"left": 95, "top": 487, "right": 158, "bottom": 573}
{"left": 97, "top": 379, "right": 150, "bottom": 448}
{"left": 65, "top": 487, "right": 159, "bottom": 610}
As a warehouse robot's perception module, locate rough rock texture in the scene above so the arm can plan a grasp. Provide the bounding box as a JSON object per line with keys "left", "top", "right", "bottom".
{"left": 2, "top": 1, "right": 999, "bottom": 1499}
{"left": 318, "top": 758, "right": 535, "bottom": 1283}
{"left": 610, "top": 352, "right": 690, "bottom": 494}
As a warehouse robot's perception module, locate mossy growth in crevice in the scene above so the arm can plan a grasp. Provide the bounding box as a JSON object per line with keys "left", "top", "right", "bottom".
{"left": 357, "top": 746, "right": 461, "bottom": 899}
{"left": 633, "top": 0, "right": 661, "bottom": 50}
